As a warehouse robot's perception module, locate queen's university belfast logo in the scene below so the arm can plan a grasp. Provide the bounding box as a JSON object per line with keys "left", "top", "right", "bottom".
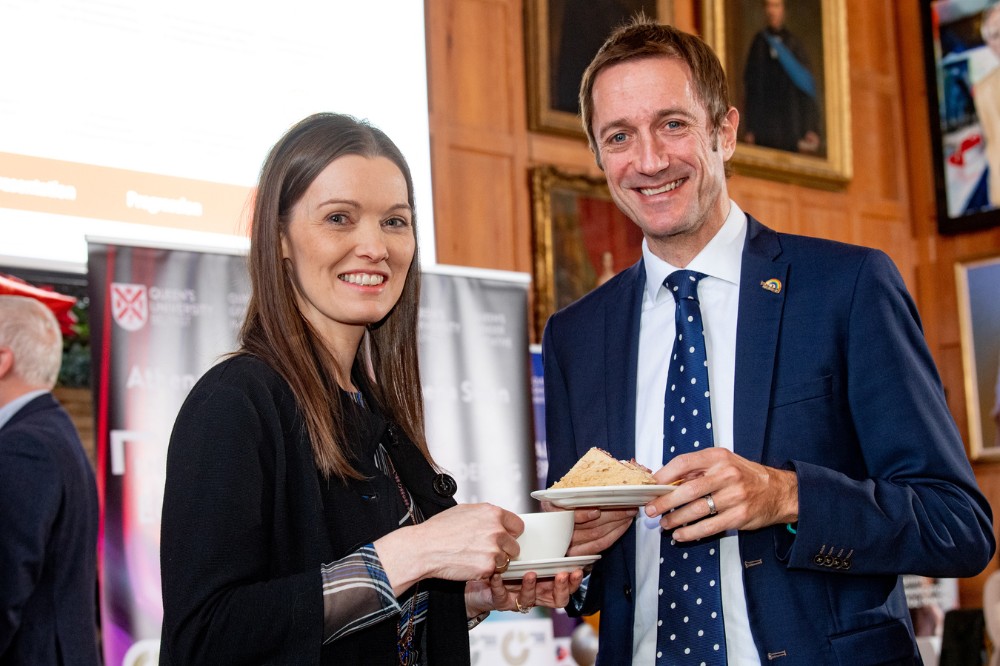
{"left": 111, "top": 283, "right": 148, "bottom": 331}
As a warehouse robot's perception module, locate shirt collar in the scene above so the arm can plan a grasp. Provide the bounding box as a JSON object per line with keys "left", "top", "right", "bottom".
{"left": 642, "top": 200, "right": 747, "bottom": 302}
{"left": 0, "top": 389, "right": 49, "bottom": 432}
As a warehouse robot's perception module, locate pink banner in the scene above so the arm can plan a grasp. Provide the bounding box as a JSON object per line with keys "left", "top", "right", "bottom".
{"left": 88, "top": 242, "right": 249, "bottom": 665}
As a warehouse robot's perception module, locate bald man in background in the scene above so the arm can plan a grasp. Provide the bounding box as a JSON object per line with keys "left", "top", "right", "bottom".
{"left": 0, "top": 295, "right": 99, "bottom": 665}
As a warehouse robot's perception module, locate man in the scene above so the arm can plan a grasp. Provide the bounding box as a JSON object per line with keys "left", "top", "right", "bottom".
{"left": 0, "top": 295, "right": 100, "bottom": 665}
{"left": 742, "top": 0, "right": 821, "bottom": 154}
{"left": 543, "top": 17, "right": 995, "bottom": 665}
{"left": 975, "top": 2, "right": 1000, "bottom": 207}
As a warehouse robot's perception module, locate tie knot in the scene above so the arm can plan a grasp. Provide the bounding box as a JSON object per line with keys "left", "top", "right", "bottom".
{"left": 664, "top": 270, "right": 706, "bottom": 303}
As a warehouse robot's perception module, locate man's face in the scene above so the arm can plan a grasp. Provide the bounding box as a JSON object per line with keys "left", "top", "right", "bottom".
{"left": 765, "top": 0, "right": 785, "bottom": 30}
{"left": 589, "top": 56, "right": 737, "bottom": 265}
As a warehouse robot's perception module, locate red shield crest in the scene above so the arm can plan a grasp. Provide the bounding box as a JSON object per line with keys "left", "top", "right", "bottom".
{"left": 111, "top": 283, "right": 148, "bottom": 331}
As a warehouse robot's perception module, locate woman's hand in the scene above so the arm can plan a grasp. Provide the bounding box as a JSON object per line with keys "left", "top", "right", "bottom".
{"left": 374, "top": 503, "right": 522, "bottom": 595}
{"left": 464, "top": 569, "right": 585, "bottom": 618}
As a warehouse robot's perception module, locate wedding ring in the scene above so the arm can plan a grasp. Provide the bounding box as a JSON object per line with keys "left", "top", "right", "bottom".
{"left": 496, "top": 554, "right": 510, "bottom": 574}
{"left": 515, "top": 598, "right": 532, "bottom": 614}
{"left": 705, "top": 494, "right": 718, "bottom": 516}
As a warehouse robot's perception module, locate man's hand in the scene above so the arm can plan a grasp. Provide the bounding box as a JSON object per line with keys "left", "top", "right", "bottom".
{"left": 644, "top": 448, "right": 798, "bottom": 542}
{"left": 546, "top": 502, "right": 637, "bottom": 557}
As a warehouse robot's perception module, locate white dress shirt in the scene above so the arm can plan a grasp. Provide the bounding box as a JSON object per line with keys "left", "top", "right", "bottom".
{"left": 632, "top": 201, "right": 761, "bottom": 665}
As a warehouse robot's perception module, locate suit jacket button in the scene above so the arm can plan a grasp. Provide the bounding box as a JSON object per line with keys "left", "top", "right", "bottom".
{"left": 432, "top": 473, "right": 457, "bottom": 497}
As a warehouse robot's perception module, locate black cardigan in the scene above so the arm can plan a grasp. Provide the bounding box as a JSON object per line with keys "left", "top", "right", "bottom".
{"left": 159, "top": 355, "right": 469, "bottom": 665}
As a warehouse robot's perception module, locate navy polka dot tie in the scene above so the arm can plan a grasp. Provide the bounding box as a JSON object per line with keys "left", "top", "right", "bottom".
{"left": 656, "top": 270, "right": 727, "bottom": 665}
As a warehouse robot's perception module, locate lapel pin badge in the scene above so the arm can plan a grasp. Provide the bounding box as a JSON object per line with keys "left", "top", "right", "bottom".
{"left": 760, "top": 278, "right": 782, "bottom": 294}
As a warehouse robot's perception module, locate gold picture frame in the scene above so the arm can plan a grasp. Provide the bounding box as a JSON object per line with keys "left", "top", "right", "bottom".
{"left": 525, "top": 0, "right": 675, "bottom": 139}
{"left": 702, "top": 0, "right": 852, "bottom": 188}
{"left": 955, "top": 254, "right": 1000, "bottom": 460}
{"left": 530, "top": 166, "right": 644, "bottom": 340}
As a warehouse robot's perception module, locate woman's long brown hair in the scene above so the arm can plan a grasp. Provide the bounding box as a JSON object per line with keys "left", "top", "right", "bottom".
{"left": 239, "top": 112, "right": 429, "bottom": 480}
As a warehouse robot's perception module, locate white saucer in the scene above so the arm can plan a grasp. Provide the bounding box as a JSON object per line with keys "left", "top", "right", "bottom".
{"left": 500, "top": 554, "right": 600, "bottom": 581}
{"left": 531, "top": 485, "right": 676, "bottom": 509}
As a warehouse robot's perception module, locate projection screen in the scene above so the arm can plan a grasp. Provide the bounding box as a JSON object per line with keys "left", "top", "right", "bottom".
{"left": 0, "top": 0, "right": 436, "bottom": 269}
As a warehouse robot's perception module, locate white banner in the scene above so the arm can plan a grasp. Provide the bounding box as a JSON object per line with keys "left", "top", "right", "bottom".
{"left": 418, "top": 267, "right": 560, "bottom": 664}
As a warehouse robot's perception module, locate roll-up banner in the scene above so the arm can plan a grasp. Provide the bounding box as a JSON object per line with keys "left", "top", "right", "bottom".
{"left": 87, "top": 239, "right": 251, "bottom": 666}
{"left": 418, "top": 266, "right": 535, "bottom": 509}
{"left": 418, "top": 266, "right": 558, "bottom": 665}
{"left": 88, "top": 244, "right": 549, "bottom": 664}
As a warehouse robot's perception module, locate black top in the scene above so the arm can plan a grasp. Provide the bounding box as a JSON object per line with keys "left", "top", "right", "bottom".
{"left": 160, "top": 355, "right": 470, "bottom": 665}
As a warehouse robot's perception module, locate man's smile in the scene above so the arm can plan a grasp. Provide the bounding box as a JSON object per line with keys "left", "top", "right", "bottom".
{"left": 639, "top": 178, "right": 687, "bottom": 196}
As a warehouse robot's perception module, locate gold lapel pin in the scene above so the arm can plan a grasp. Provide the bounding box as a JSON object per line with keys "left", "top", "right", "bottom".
{"left": 760, "top": 278, "right": 782, "bottom": 294}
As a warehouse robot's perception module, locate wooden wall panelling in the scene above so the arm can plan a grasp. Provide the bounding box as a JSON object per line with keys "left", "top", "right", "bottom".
{"left": 443, "top": 150, "right": 520, "bottom": 266}
{"left": 857, "top": 209, "right": 917, "bottom": 288}
{"left": 527, "top": 133, "right": 601, "bottom": 176}
{"left": 851, "top": 83, "right": 905, "bottom": 205}
{"left": 849, "top": 0, "right": 894, "bottom": 80}
{"left": 727, "top": 176, "right": 797, "bottom": 233}
{"left": 425, "top": 0, "right": 532, "bottom": 272}
{"left": 53, "top": 386, "right": 95, "bottom": 469}
{"left": 894, "top": 4, "right": 1000, "bottom": 410}
{"left": 894, "top": 0, "right": 1000, "bottom": 607}
{"left": 940, "top": 344, "right": 971, "bottom": 444}
{"left": 800, "top": 196, "right": 851, "bottom": 243}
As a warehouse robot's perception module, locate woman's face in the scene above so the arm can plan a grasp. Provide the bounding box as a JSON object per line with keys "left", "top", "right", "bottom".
{"left": 281, "top": 154, "right": 415, "bottom": 346}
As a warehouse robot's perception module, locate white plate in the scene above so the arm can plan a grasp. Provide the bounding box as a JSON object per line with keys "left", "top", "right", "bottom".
{"left": 531, "top": 485, "right": 676, "bottom": 509}
{"left": 501, "top": 554, "right": 601, "bottom": 581}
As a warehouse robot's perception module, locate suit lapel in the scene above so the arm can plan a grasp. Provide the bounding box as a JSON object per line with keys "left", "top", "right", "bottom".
{"left": 604, "top": 261, "right": 644, "bottom": 462}
{"left": 734, "top": 217, "right": 787, "bottom": 463}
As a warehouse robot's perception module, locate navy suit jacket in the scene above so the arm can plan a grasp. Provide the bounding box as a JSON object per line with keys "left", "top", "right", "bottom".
{"left": 542, "top": 216, "right": 995, "bottom": 665}
{"left": 0, "top": 393, "right": 99, "bottom": 666}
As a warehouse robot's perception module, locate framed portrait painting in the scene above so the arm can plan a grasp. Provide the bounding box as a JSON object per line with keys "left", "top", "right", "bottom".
{"left": 530, "top": 167, "right": 643, "bottom": 339}
{"left": 525, "top": 0, "right": 674, "bottom": 138}
{"left": 956, "top": 254, "right": 1000, "bottom": 460}
{"left": 920, "top": 0, "right": 1000, "bottom": 234}
{"left": 702, "top": 0, "right": 852, "bottom": 187}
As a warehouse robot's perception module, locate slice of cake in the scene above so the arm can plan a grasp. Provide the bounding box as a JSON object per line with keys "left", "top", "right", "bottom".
{"left": 550, "top": 447, "right": 656, "bottom": 488}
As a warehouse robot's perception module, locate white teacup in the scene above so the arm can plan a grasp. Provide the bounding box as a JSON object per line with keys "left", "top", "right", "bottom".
{"left": 514, "top": 511, "right": 575, "bottom": 561}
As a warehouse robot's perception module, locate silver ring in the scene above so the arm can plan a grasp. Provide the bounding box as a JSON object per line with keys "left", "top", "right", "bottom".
{"left": 515, "top": 598, "right": 532, "bottom": 613}
{"left": 705, "top": 494, "right": 718, "bottom": 516}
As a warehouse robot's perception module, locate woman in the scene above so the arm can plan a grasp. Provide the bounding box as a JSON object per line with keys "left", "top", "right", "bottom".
{"left": 159, "top": 113, "right": 583, "bottom": 665}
